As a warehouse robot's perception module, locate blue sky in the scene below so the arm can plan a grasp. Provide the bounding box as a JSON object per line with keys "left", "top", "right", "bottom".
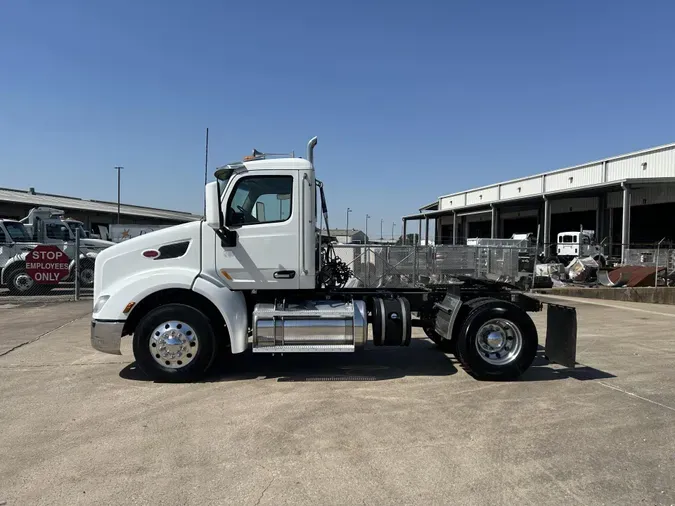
{"left": 1, "top": 0, "right": 674, "bottom": 234}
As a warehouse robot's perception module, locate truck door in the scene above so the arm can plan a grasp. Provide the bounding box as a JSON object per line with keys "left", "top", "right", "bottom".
{"left": 215, "top": 171, "right": 300, "bottom": 289}
{"left": 0, "top": 225, "right": 14, "bottom": 268}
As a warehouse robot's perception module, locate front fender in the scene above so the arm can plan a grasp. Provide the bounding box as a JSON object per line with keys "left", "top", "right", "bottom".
{"left": 1, "top": 252, "right": 29, "bottom": 284}
{"left": 94, "top": 268, "right": 199, "bottom": 321}
{"left": 192, "top": 274, "right": 248, "bottom": 354}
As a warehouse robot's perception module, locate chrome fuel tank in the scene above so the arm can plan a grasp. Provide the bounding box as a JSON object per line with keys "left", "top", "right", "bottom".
{"left": 252, "top": 299, "right": 367, "bottom": 353}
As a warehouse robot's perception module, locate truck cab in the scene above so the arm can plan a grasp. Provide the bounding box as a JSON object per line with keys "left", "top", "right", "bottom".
{"left": 0, "top": 219, "right": 42, "bottom": 294}
{"left": 0, "top": 219, "right": 38, "bottom": 268}
{"left": 556, "top": 230, "right": 605, "bottom": 265}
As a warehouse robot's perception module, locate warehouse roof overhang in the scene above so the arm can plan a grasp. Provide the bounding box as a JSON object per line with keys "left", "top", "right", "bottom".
{"left": 0, "top": 187, "right": 202, "bottom": 222}
{"left": 402, "top": 176, "right": 675, "bottom": 221}
{"left": 406, "top": 141, "right": 675, "bottom": 221}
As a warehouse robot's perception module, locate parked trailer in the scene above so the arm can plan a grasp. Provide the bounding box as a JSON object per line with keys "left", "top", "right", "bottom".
{"left": 91, "top": 137, "right": 577, "bottom": 382}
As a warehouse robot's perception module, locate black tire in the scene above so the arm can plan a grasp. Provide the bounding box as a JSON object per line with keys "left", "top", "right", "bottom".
{"left": 6, "top": 269, "right": 35, "bottom": 296}
{"left": 426, "top": 297, "right": 495, "bottom": 353}
{"left": 133, "top": 304, "right": 217, "bottom": 382}
{"left": 420, "top": 308, "right": 442, "bottom": 345}
{"left": 79, "top": 261, "right": 95, "bottom": 288}
{"left": 455, "top": 299, "right": 538, "bottom": 381}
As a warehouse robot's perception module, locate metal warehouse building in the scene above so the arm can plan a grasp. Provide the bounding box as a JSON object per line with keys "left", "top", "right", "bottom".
{"left": 403, "top": 142, "right": 675, "bottom": 263}
{"left": 0, "top": 186, "right": 201, "bottom": 231}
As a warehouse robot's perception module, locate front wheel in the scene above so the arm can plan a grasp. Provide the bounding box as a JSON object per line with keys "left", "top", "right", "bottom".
{"left": 78, "top": 262, "right": 95, "bottom": 288}
{"left": 132, "top": 304, "right": 217, "bottom": 382}
{"left": 455, "top": 299, "right": 538, "bottom": 380}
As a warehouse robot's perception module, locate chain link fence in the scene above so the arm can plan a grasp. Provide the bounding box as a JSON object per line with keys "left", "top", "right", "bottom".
{"left": 1, "top": 231, "right": 94, "bottom": 302}
{"left": 331, "top": 243, "right": 537, "bottom": 289}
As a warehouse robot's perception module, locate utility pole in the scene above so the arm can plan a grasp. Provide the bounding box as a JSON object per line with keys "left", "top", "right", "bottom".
{"left": 380, "top": 218, "right": 383, "bottom": 240}
{"left": 365, "top": 214, "right": 371, "bottom": 244}
{"left": 346, "top": 207, "right": 352, "bottom": 243}
{"left": 392, "top": 222, "right": 396, "bottom": 241}
{"left": 114, "top": 166, "right": 123, "bottom": 224}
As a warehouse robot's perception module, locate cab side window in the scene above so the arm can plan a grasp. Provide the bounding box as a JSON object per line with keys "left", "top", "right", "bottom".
{"left": 226, "top": 176, "right": 293, "bottom": 226}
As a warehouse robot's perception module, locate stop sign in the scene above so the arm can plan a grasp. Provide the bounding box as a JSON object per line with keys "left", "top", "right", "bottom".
{"left": 25, "top": 245, "right": 71, "bottom": 284}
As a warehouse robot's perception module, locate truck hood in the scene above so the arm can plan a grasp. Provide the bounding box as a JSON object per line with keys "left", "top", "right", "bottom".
{"left": 93, "top": 221, "right": 203, "bottom": 301}
{"left": 81, "top": 238, "right": 115, "bottom": 249}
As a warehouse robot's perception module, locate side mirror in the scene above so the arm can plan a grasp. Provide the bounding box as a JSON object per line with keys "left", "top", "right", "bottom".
{"left": 205, "top": 181, "right": 221, "bottom": 229}
{"left": 205, "top": 181, "right": 237, "bottom": 247}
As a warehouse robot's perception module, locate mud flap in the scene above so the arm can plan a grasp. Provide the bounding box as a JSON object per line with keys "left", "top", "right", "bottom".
{"left": 544, "top": 304, "right": 577, "bottom": 368}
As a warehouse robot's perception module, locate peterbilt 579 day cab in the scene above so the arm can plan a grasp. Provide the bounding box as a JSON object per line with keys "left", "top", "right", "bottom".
{"left": 91, "top": 137, "right": 577, "bottom": 382}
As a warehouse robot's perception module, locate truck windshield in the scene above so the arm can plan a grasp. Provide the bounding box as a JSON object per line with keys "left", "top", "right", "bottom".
{"left": 4, "top": 221, "right": 33, "bottom": 242}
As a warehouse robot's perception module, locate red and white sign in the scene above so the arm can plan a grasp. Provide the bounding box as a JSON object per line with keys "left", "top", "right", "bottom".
{"left": 26, "top": 245, "right": 70, "bottom": 284}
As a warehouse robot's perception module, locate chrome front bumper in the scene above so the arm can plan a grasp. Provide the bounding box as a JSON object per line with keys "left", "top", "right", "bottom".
{"left": 91, "top": 320, "right": 125, "bottom": 355}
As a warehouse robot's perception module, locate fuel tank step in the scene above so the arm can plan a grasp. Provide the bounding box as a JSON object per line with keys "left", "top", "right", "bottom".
{"left": 252, "top": 344, "right": 355, "bottom": 353}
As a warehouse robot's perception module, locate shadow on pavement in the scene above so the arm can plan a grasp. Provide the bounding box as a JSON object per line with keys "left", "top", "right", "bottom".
{"left": 520, "top": 349, "right": 616, "bottom": 382}
{"left": 119, "top": 340, "right": 616, "bottom": 384}
{"left": 119, "top": 338, "right": 460, "bottom": 383}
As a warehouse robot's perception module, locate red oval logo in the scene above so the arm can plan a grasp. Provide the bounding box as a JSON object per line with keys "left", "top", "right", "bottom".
{"left": 142, "top": 250, "right": 160, "bottom": 258}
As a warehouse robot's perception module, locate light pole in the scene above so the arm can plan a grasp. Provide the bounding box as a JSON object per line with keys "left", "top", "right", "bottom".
{"left": 392, "top": 222, "right": 396, "bottom": 241}
{"left": 114, "top": 166, "right": 123, "bottom": 224}
{"left": 346, "top": 207, "right": 352, "bottom": 243}
{"left": 365, "top": 214, "right": 371, "bottom": 244}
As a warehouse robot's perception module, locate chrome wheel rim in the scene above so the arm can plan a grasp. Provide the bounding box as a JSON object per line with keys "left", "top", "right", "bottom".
{"left": 475, "top": 318, "right": 522, "bottom": 366}
{"left": 80, "top": 268, "right": 94, "bottom": 286}
{"left": 148, "top": 321, "right": 199, "bottom": 369}
{"left": 14, "top": 273, "right": 34, "bottom": 293}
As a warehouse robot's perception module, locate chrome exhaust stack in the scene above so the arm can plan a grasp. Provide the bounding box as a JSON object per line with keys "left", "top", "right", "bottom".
{"left": 307, "top": 136, "right": 318, "bottom": 165}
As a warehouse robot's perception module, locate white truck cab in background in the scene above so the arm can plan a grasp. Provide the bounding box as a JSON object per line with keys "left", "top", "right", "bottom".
{"left": 556, "top": 230, "right": 606, "bottom": 265}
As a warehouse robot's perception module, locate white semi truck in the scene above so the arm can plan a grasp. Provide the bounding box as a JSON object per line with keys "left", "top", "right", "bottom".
{"left": 0, "top": 219, "right": 42, "bottom": 294}
{"left": 91, "top": 137, "right": 577, "bottom": 382}
{"left": 18, "top": 207, "right": 114, "bottom": 289}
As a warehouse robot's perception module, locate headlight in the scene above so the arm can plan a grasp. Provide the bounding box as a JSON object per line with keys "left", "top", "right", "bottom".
{"left": 93, "top": 295, "right": 110, "bottom": 313}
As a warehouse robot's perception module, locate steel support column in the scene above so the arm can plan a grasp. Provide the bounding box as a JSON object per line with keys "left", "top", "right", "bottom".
{"left": 402, "top": 219, "right": 407, "bottom": 245}
{"left": 621, "top": 184, "right": 631, "bottom": 263}
{"left": 490, "top": 205, "right": 498, "bottom": 239}
{"left": 424, "top": 216, "right": 430, "bottom": 245}
{"left": 452, "top": 212, "right": 457, "bottom": 245}
{"left": 543, "top": 197, "right": 551, "bottom": 256}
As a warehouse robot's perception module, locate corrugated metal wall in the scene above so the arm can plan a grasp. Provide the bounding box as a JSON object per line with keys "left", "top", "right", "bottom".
{"left": 500, "top": 178, "right": 543, "bottom": 200}
{"left": 551, "top": 197, "right": 599, "bottom": 214}
{"left": 544, "top": 163, "right": 603, "bottom": 192}
{"left": 607, "top": 184, "right": 675, "bottom": 208}
{"left": 434, "top": 143, "right": 675, "bottom": 212}
{"left": 465, "top": 186, "right": 499, "bottom": 206}
{"left": 607, "top": 147, "right": 675, "bottom": 181}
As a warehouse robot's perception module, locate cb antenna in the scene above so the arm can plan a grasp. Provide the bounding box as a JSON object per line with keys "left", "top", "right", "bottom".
{"left": 203, "top": 127, "right": 209, "bottom": 215}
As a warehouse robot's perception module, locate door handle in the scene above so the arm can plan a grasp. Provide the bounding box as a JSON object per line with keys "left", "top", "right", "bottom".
{"left": 274, "top": 270, "right": 296, "bottom": 279}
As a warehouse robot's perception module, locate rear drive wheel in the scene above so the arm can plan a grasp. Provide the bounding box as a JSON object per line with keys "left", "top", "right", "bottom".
{"left": 132, "top": 304, "right": 217, "bottom": 382}
{"left": 455, "top": 299, "right": 537, "bottom": 380}
{"left": 430, "top": 297, "right": 496, "bottom": 354}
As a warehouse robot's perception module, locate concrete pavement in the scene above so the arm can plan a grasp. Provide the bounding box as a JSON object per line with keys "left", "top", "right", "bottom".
{"left": 0, "top": 298, "right": 673, "bottom": 505}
